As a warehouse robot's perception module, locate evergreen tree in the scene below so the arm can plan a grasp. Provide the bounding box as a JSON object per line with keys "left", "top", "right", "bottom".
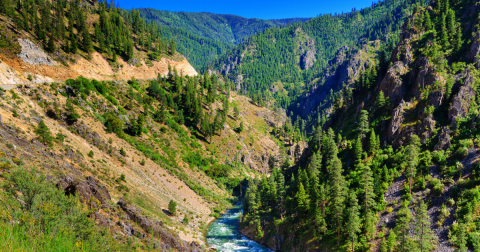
{"left": 396, "top": 203, "right": 415, "bottom": 252}
{"left": 414, "top": 200, "right": 437, "bottom": 252}
{"left": 47, "top": 33, "right": 55, "bottom": 53}
{"left": 296, "top": 182, "right": 309, "bottom": 219}
{"left": 168, "top": 200, "right": 177, "bottom": 216}
{"left": 170, "top": 38, "right": 176, "bottom": 55}
{"left": 329, "top": 155, "right": 346, "bottom": 246}
{"left": 70, "top": 33, "right": 78, "bottom": 53}
{"left": 369, "top": 130, "right": 377, "bottom": 155}
{"left": 379, "top": 237, "right": 388, "bottom": 252}
{"left": 34, "top": 120, "right": 53, "bottom": 146}
{"left": 424, "top": 10, "right": 432, "bottom": 31}
{"left": 355, "top": 137, "right": 363, "bottom": 162}
{"left": 346, "top": 190, "right": 361, "bottom": 252}
{"left": 405, "top": 144, "right": 419, "bottom": 195}
{"left": 377, "top": 91, "right": 385, "bottom": 111}
{"left": 387, "top": 230, "right": 398, "bottom": 252}
{"left": 358, "top": 110, "right": 369, "bottom": 139}
{"left": 457, "top": 223, "right": 467, "bottom": 252}
{"left": 440, "top": 14, "right": 450, "bottom": 49}
{"left": 454, "top": 24, "right": 463, "bottom": 53}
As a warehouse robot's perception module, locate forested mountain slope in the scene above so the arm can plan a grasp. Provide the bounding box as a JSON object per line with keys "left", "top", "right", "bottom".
{"left": 240, "top": 0, "right": 480, "bottom": 251}
{"left": 139, "top": 9, "right": 310, "bottom": 44}
{"left": 0, "top": 0, "right": 293, "bottom": 250}
{"left": 138, "top": 8, "right": 309, "bottom": 69}
{"left": 207, "top": 0, "right": 424, "bottom": 127}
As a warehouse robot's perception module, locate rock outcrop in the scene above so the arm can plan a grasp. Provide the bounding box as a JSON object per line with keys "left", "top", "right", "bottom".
{"left": 467, "top": 30, "right": 480, "bottom": 66}
{"left": 56, "top": 176, "right": 112, "bottom": 209}
{"left": 18, "top": 39, "right": 57, "bottom": 66}
{"left": 294, "top": 28, "right": 317, "bottom": 70}
{"left": 435, "top": 126, "right": 452, "bottom": 151}
{"left": 378, "top": 61, "right": 408, "bottom": 106}
{"left": 294, "top": 42, "right": 378, "bottom": 118}
{"left": 448, "top": 71, "right": 475, "bottom": 127}
{"left": 387, "top": 100, "right": 407, "bottom": 144}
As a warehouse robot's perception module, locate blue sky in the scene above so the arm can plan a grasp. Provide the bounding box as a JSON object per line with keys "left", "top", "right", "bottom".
{"left": 118, "top": 0, "right": 378, "bottom": 20}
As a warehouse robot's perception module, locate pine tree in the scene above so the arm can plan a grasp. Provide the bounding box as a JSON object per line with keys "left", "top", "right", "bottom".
{"left": 296, "top": 183, "right": 309, "bottom": 218}
{"left": 170, "top": 38, "right": 176, "bottom": 55}
{"left": 34, "top": 120, "right": 53, "bottom": 146}
{"left": 387, "top": 230, "right": 398, "bottom": 252}
{"left": 454, "top": 24, "right": 463, "bottom": 53}
{"left": 397, "top": 203, "right": 415, "bottom": 252}
{"left": 379, "top": 237, "right": 388, "bottom": 252}
{"left": 405, "top": 144, "right": 419, "bottom": 195}
{"left": 424, "top": 10, "right": 432, "bottom": 31}
{"left": 440, "top": 14, "right": 450, "bottom": 49}
{"left": 276, "top": 171, "right": 286, "bottom": 219}
{"left": 70, "top": 33, "right": 77, "bottom": 54}
{"left": 369, "top": 130, "right": 377, "bottom": 155}
{"left": 458, "top": 223, "right": 467, "bottom": 252}
{"left": 377, "top": 91, "right": 385, "bottom": 111}
{"left": 414, "top": 200, "right": 437, "bottom": 252}
{"left": 346, "top": 190, "right": 361, "bottom": 252}
{"left": 355, "top": 137, "right": 363, "bottom": 162}
{"left": 358, "top": 110, "right": 369, "bottom": 139}
{"left": 329, "top": 155, "right": 346, "bottom": 246}
{"left": 83, "top": 30, "right": 93, "bottom": 55}
{"left": 47, "top": 33, "right": 55, "bottom": 53}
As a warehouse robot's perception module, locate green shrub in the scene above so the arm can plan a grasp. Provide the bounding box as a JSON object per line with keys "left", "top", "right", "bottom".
{"left": 430, "top": 178, "right": 444, "bottom": 196}
{"left": 105, "top": 95, "right": 118, "bottom": 105}
{"left": 168, "top": 200, "right": 177, "bottom": 216}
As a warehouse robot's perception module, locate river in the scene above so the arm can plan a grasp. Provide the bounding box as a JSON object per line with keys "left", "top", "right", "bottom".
{"left": 205, "top": 205, "right": 272, "bottom": 252}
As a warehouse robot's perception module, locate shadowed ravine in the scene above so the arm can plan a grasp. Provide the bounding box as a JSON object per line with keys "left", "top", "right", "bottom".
{"left": 206, "top": 205, "right": 272, "bottom": 252}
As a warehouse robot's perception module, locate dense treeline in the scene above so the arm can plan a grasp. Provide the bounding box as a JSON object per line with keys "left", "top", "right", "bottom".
{"left": 0, "top": 0, "right": 178, "bottom": 62}
{"left": 139, "top": 8, "right": 310, "bottom": 44}
{"left": 159, "top": 25, "right": 230, "bottom": 70}
{"left": 241, "top": 0, "right": 480, "bottom": 250}
{"left": 138, "top": 8, "right": 309, "bottom": 69}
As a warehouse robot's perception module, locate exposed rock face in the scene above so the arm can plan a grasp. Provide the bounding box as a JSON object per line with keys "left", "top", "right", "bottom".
{"left": 467, "top": 30, "right": 480, "bottom": 66}
{"left": 429, "top": 88, "right": 445, "bottom": 108}
{"left": 435, "top": 127, "right": 452, "bottom": 151}
{"left": 378, "top": 61, "right": 408, "bottom": 106}
{"left": 117, "top": 198, "right": 204, "bottom": 252}
{"left": 18, "top": 39, "right": 57, "bottom": 66}
{"left": 387, "top": 100, "right": 407, "bottom": 144}
{"left": 56, "top": 176, "right": 111, "bottom": 209}
{"left": 448, "top": 71, "right": 475, "bottom": 127}
{"left": 235, "top": 75, "right": 243, "bottom": 90}
{"left": 294, "top": 28, "right": 317, "bottom": 70}
{"left": 409, "top": 56, "right": 434, "bottom": 99}
{"left": 295, "top": 42, "right": 377, "bottom": 118}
